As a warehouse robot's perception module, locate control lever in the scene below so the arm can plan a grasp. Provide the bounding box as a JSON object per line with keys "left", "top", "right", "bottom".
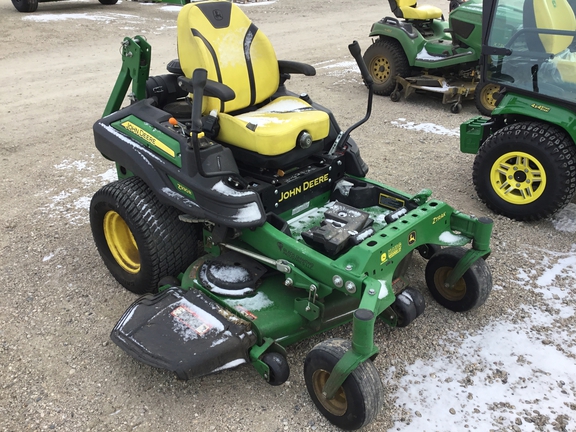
{"left": 329, "top": 41, "right": 374, "bottom": 154}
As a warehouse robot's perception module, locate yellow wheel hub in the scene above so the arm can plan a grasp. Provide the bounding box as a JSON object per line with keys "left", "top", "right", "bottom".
{"left": 369, "top": 56, "right": 391, "bottom": 83}
{"left": 103, "top": 211, "right": 140, "bottom": 274}
{"left": 480, "top": 83, "right": 500, "bottom": 111}
{"left": 433, "top": 266, "right": 466, "bottom": 301}
{"left": 312, "top": 369, "right": 347, "bottom": 416}
{"left": 490, "top": 151, "right": 546, "bottom": 205}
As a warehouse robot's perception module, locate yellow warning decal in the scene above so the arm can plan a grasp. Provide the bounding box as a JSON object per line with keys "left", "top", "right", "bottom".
{"left": 121, "top": 121, "right": 175, "bottom": 157}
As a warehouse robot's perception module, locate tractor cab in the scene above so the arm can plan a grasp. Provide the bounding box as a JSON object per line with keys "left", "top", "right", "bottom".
{"left": 482, "top": 0, "right": 576, "bottom": 106}
{"left": 460, "top": 0, "right": 576, "bottom": 221}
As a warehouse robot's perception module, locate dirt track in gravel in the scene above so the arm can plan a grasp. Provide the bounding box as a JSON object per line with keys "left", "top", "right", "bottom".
{"left": 1, "top": 0, "right": 575, "bottom": 431}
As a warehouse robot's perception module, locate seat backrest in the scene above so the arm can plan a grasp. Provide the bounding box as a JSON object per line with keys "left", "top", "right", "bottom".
{"left": 523, "top": 0, "right": 575, "bottom": 54}
{"left": 388, "top": 0, "right": 417, "bottom": 18}
{"left": 177, "top": 1, "right": 279, "bottom": 114}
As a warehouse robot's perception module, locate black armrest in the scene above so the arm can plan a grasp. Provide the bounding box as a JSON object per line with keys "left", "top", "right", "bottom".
{"left": 178, "top": 76, "right": 236, "bottom": 102}
{"left": 278, "top": 60, "right": 316, "bottom": 76}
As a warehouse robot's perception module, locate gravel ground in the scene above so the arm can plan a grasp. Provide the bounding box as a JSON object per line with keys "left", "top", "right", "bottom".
{"left": 1, "top": 0, "right": 575, "bottom": 431}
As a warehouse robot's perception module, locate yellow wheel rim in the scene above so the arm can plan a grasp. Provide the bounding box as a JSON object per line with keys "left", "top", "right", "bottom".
{"left": 480, "top": 83, "right": 500, "bottom": 112}
{"left": 103, "top": 210, "right": 140, "bottom": 274}
{"left": 490, "top": 151, "right": 546, "bottom": 205}
{"left": 433, "top": 266, "right": 466, "bottom": 301}
{"left": 369, "top": 56, "right": 391, "bottom": 83}
{"left": 312, "top": 369, "right": 347, "bottom": 416}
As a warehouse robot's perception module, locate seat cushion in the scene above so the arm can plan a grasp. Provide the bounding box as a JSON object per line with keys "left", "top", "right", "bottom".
{"left": 217, "top": 97, "right": 330, "bottom": 156}
{"left": 399, "top": 3, "right": 442, "bottom": 20}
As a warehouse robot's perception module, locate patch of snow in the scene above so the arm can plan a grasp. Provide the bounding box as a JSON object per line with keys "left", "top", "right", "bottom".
{"left": 315, "top": 60, "right": 359, "bottom": 78}
{"left": 378, "top": 280, "right": 389, "bottom": 299}
{"left": 391, "top": 118, "right": 459, "bottom": 137}
{"left": 43, "top": 253, "right": 55, "bottom": 262}
{"left": 551, "top": 203, "right": 576, "bottom": 233}
{"left": 233, "top": 201, "right": 262, "bottom": 223}
{"left": 224, "top": 291, "right": 274, "bottom": 311}
{"left": 211, "top": 358, "right": 246, "bottom": 373}
{"left": 439, "top": 231, "right": 468, "bottom": 244}
{"left": 388, "top": 319, "right": 576, "bottom": 432}
{"left": 387, "top": 244, "right": 576, "bottom": 431}
{"left": 208, "top": 264, "right": 251, "bottom": 284}
{"left": 23, "top": 12, "right": 139, "bottom": 23}
{"left": 212, "top": 180, "right": 254, "bottom": 197}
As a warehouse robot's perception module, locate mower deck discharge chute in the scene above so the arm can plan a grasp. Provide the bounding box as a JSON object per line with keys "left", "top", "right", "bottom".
{"left": 91, "top": 1, "right": 494, "bottom": 429}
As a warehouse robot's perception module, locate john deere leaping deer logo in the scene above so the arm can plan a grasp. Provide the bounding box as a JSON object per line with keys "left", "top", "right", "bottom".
{"left": 213, "top": 9, "right": 223, "bottom": 20}
{"left": 408, "top": 231, "right": 417, "bottom": 245}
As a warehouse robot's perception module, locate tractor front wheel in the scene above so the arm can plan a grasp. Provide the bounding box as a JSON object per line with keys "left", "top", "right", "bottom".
{"left": 12, "top": 0, "right": 38, "bottom": 12}
{"left": 90, "top": 177, "right": 202, "bottom": 294}
{"left": 473, "top": 122, "right": 576, "bottom": 221}
{"left": 363, "top": 39, "right": 410, "bottom": 96}
{"left": 304, "top": 339, "right": 383, "bottom": 430}
{"left": 99, "top": 0, "right": 119, "bottom": 4}
{"left": 474, "top": 81, "right": 501, "bottom": 116}
{"left": 425, "top": 247, "right": 492, "bottom": 312}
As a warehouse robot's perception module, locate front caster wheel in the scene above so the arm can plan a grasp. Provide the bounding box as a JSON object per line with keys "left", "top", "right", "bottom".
{"left": 425, "top": 247, "right": 492, "bottom": 312}
{"left": 450, "top": 103, "right": 462, "bottom": 114}
{"left": 304, "top": 339, "right": 383, "bottom": 430}
{"left": 390, "top": 91, "right": 401, "bottom": 102}
{"left": 262, "top": 352, "right": 289, "bottom": 386}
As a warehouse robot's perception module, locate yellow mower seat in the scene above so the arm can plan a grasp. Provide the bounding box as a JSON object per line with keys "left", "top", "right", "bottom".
{"left": 176, "top": 0, "right": 330, "bottom": 156}
{"left": 391, "top": 0, "right": 443, "bottom": 20}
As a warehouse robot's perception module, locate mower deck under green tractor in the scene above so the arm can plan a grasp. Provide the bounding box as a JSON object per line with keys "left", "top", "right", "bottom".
{"left": 90, "top": 2, "right": 494, "bottom": 429}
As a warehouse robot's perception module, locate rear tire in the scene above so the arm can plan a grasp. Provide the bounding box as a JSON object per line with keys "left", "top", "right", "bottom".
{"left": 363, "top": 39, "right": 410, "bottom": 96}
{"left": 90, "top": 177, "right": 202, "bottom": 294}
{"left": 473, "top": 122, "right": 576, "bottom": 221}
{"left": 12, "top": 0, "right": 38, "bottom": 12}
{"left": 98, "top": 0, "right": 119, "bottom": 4}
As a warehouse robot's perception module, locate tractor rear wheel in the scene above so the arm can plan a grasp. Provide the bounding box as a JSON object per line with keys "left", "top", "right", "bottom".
{"left": 473, "top": 122, "right": 576, "bottom": 221}
{"left": 363, "top": 38, "right": 410, "bottom": 96}
{"left": 90, "top": 177, "right": 202, "bottom": 294}
{"left": 12, "top": 0, "right": 38, "bottom": 12}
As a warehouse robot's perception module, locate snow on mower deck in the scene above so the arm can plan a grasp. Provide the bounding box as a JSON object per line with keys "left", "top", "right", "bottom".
{"left": 90, "top": 2, "right": 495, "bottom": 429}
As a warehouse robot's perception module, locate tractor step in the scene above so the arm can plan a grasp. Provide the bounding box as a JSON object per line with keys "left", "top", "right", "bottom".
{"left": 111, "top": 287, "right": 257, "bottom": 379}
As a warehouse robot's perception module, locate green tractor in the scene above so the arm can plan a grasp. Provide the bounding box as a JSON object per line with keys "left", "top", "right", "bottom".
{"left": 460, "top": 0, "right": 576, "bottom": 221}
{"left": 11, "top": 0, "right": 117, "bottom": 13}
{"left": 363, "top": 0, "right": 520, "bottom": 114}
{"left": 90, "top": 1, "right": 494, "bottom": 429}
